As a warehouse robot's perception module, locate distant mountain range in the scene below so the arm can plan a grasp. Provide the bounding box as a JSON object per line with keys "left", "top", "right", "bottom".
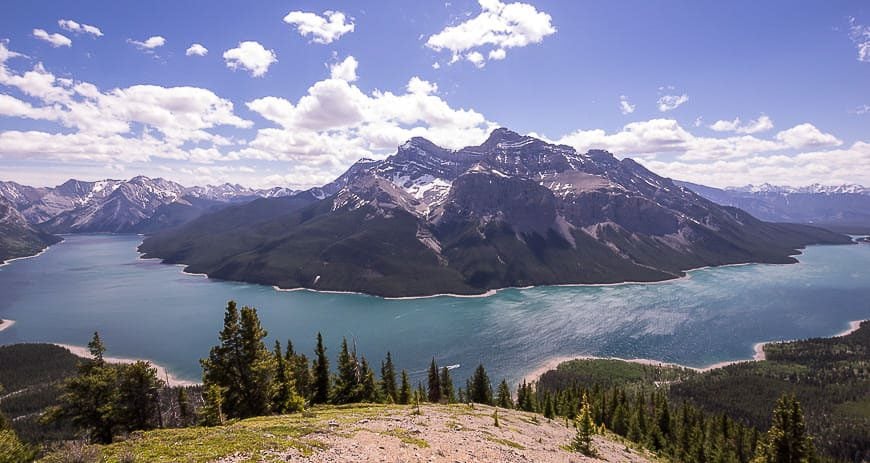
{"left": 138, "top": 128, "right": 850, "bottom": 297}
{"left": 675, "top": 181, "right": 870, "bottom": 234}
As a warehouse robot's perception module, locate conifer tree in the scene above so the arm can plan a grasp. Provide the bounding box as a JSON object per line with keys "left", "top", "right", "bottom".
{"left": 469, "top": 364, "right": 493, "bottom": 405}
{"left": 286, "top": 340, "right": 311, "bottom": 400}
{"left": 115, "top": 361, "right": 164, "bottom": 432}
{"left": 334, "top": 338, "right": 361, "bottom": 404}
{"left": 440, "top": 367, "right": 455, "bottom": 403}
{"left": 754, "top": 394, "right": 815, "bottom": 463}
{"left": 200, "top": 384, "right": 225, "bottom": 426}
{"left": 496, "top": 379, "right": 513, "bottom": 408}
{"left": 360, "top": 356, "right": 378, "bottom": 402}
{"left": 398, "top": 369, "right": 412, "bottom": 405}
{"left": 47, "top": 331, "right": 120, "bottom": 443}
{"left": 416, "top": 382, "right": 427, "bottom": 403}
{"left": 177, "top": 387, "right": 192, "bottom": 427}
{"left": 544, "top": 393, "right": 555, "bottom": 419}
{"left": 312, "top": 332, "right": 330, "bottom": 404}
{"left": 571, "top": 392, "right": 597, "bottom": 456}
{"left": 272, "top": 341, "right": 303, "bottom": 414}
{"left": 0, "top": 426, "right": 35, "bottom": 463}
{"left": 427, "top": 358, "right": 441, "bottom": 403}
{"left": 380, "top": 352, "right": 398, "bottom": 403}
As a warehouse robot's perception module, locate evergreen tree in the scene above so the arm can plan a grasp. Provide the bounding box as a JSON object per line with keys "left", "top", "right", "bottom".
{"left": 754, "top": 395, "right": 815, "bottom": 463}
{"left": 177, "top": 388, "right": 192, "bottom": 427}
{"left": 440, "top": 367, "right": 455, "bottom": 403}
{"left": 398, "top": 370, "right": 412, "bottom": 405}
{"left": 199, "top": 384, "right": 225, "bottom": 426}
{"left": 334, "top": 338, "right": 361, "bottom": 404}
{"left": 544, "top": 393, "right": 556, "bottom": 419}
{"left": 0, "top": 428, "right": 35, "bottom": 463}
{"left": 115, "top": 361, "right": 164, "bottom": 432}
{"left": 360, "top": 356, "right": 378, "bottom": 402}
{"left": 380, "top": 352, "right": 398, "bottom": 403}
{"left": 47, "top": 331, "right": 119, "bottom": 443}
{"left": 312, "top": 332, "right": 330, "bottom": 404}
{"left": 272, "top": 341, "right": 304, "bottom": 414}
{"left": 201, "top": 302, "right": 274, "bottom": 419}
{"left": 416, "top": 382, "right": 427, "bottom": 403}
{"left": 286, "top": 340, "right": 311, "bottom": 400}
{"left": 496, "top": 379, "right": 513, "bottom": 408}
{"left": 427, "top": 358, "right": 441, "bottom": 403}
{"left": 571, "top": 392, "right": 597, "bottom": 456}
{"left": 469, "top": 364, "right": 493, "bottom": 405}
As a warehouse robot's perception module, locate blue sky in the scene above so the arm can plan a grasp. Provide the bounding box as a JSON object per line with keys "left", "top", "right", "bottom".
{"left": 0, "top": 0, "right": 868, "bottom": 188}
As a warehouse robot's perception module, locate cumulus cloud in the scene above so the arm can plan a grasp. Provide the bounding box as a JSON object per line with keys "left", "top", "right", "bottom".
{"left": 283, "top": 10, "right": 355, "bottom": 44}
{"left": 223, "top": 41, "right": 277, "bottom": 77}
{"left": 33, "top": 29, "right": 72, "bottom": 47}
{"left": 426, "top": 0, "right": 556, "bottom": 67}
{"left": 657, "top": 93, "right": 688, "bottom": 112}
{"left": 186, "top": 43, "right": 208, "bottom": 56}
{"left": 849, "top": 17, "right": 870, "bottom": 62}
{"left": 58, "top": 19, "right": 103, "bottom": 37}
{"left": 406, "top": 76, "right": 438, "bottom": 94}
{"left": 329, "top": 56, "right": 358, "bottom": 82}
{"left": 619, "top": 95, "right": 635, "bottom": 115}
{"left": 709, "top": 114, "right": 773, "bottom": 134}
{"left": 775, "top": 123, "right": 841, "bottom": 149}
{"left": 128, "top": 35, "right": 165, "bottom": 50}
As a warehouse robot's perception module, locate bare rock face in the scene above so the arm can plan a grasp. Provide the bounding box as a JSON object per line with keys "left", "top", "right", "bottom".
{"left": 139, "top": 128, "right": 851, "bottom": 297}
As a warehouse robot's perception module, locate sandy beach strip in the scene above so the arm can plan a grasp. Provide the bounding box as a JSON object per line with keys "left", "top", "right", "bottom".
{"left": 0, "top": 319, "right": 15, "bottom": 332}
{"left": 52, "top": 343, "right": 198, "bottom": 387}
{"left": 525, "top": 319, "right": 867, "bottom": 382}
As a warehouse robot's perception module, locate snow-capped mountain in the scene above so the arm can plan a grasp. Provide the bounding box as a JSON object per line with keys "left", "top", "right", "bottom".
{"left": 140, "top": 128, "right": 849, "bottom": 298}
{"left": 0, "top": 177, "right": 299, "bottom": 234}
{"left": 678, "top": 180, "right": 870, "bottom": 233}
{"left": 730, "top": 183, "right": 869, "bottom": 195}
{"left": 0, "top": 195, "right": 61, "bottom": 264}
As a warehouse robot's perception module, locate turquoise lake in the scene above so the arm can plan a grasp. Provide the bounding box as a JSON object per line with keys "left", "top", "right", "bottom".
{"left": 1, "top": 234, "right": 868, "bottom": 386}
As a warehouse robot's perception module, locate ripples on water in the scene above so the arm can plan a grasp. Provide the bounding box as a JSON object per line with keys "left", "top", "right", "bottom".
{"left": 1, "top": 234, "right": 868, "bottom": 385}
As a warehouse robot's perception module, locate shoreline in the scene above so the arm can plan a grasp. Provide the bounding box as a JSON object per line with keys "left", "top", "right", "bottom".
{"left": 53, "top": 343, "right": 198, "bottom": 387}
{"left": 0, "top": 319, "right": 15, "bottom": 333}
{"left": 523, "top": 319, "right": 867, "bottom": 382}
{"left": 0, "top": 240, "right": 62, "bottom": 268}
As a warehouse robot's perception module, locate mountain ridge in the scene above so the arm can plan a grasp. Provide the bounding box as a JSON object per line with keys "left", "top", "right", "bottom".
{"left": 139, "top": 128, "right": 851, "bottom": 298}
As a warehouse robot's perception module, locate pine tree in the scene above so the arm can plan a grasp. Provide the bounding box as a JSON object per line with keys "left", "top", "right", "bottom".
{"left": 272, "top": 341, "right": 304, "bottom": 414}
{"left": 398, "top": 370, "right": 412, "bottom": 405}
{"left": 287, "top": 340, "right": 311, "bottom": 400}
{"left": 440, "top": 367, "right": 455, "bottom": 403}
{"left": 571, "top": 392, "right": 597, "bottom": 456}
{"left": 754, "top": 394, "right": 815, "bottom": 463}
{"left": 47, "top": 331, "right": 120, "bottom": 443}
{"left": 200, "top": 384, "right": 225, "bottom": 426}
{"left": 380, "top": 352, "right": 398, "bottom": 403}
{"left": 416, "top": 382, "right": 427, "bottom": 403}
{"left": 544, "top": 393, "right": 555, "bottom": 419}
{"left": 496, "top": 379, "right": 513, "bottom": 408}
{"left": 312, "top": 332, "right": 330, "bottom": 404}
{"left": 427, "top": 358, "right": 441, "bottom": 403}
{"left": 0, "top": 427, "right": 36, "bottom": 463}
{"left": 334, "top": 338, "right": 361, "bottom": 404}
{"left": 360, "top": 356, "right": 378, "bottom": 402}
{"left": 115, "top": 361, "right": 164, "bottom": 432}
{"left": 469, "top": 364, "right": 493, "bottom": 405}
{"left": 177, "top": 388, "right": 191, "bottom": 427}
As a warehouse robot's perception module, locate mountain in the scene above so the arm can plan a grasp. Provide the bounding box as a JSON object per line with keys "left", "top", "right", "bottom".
{"left": 0, "top": 177, "right": 300, "bottom": 236}
{"left": 676, "top": 180, "right": 870, "bottom": 234}
{"left": 139, "top": 128, "right": 850, "bottom": 298}
{"left": 0, "top": 196, "right": 62, "bottom": 264}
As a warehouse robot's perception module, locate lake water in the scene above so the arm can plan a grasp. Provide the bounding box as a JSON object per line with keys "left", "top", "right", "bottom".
{"left": 1, "top": 234, "right": 868, "bottom": 386}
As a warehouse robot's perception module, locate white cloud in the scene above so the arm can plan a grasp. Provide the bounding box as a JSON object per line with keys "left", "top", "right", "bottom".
{"left": 709, "top": 114, "right": 773, "bottom": 134}
{"left": 58, "top": 19, "right": 103, "bottom": 37}
{"left": 619, "top": 95, "right": 635, "bottom": 115}
{"left": 186, "top": 43, "right": 208, "bottom": 56}
{"left": 426, "top": 0, "right": 555, "bottom": 67}
{"left": 128, "top": 36, "right": 165, "bottom": 50}
{"left": 283, "top": 10, "right": 355, "bottom": 44}
{"left": 657, "top": 93, "right": 688, "bottom": 112}
{"left": 329, "top": 56, "right": 358, "bottom": 82}
{"left": 849, "top": 17, "right": 870, "bottom": 62}
{"left": 406, "top": 76, "right": 438, "bottom": 95}
{"left": 32, "top": 29, "right": 72, "bottom": 47}
{"left": 854, "top": 104, "right": 870, "bottom": 115}
{"left": 775, "top": 123, "right": 841, "bottom": 149}
{"left": 222, "top": 41, "right": 277, "bottom": 77}
{"left": 466, "top": 50, "right": 486, "bottom": 68}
